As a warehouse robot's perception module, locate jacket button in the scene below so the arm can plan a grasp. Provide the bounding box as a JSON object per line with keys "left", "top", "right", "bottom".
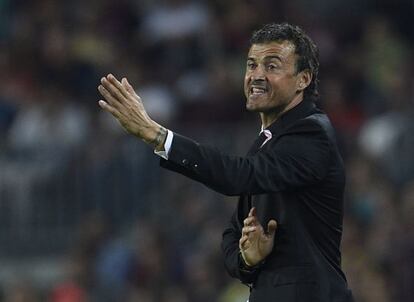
{"left": 182, "top": 159, "right": 188, "bottom": 165}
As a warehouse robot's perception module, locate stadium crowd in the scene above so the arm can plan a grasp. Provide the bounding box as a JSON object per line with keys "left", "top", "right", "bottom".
{"left": 0, "top": 0, "right": 413, "bottom": 301}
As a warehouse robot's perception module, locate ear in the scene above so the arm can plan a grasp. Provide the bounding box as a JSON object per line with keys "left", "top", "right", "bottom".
{"left": 296, "top": 69, "right": 312, "bottom": 93}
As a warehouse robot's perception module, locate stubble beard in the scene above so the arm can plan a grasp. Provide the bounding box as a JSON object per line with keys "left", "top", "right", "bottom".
{"left": 245, "top": 94, "right": 288, "bottom": 116}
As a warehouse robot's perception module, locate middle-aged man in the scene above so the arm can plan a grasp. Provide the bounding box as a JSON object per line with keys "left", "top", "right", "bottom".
{"left": 98, "top": 23, "right": 354, "bottom": 302}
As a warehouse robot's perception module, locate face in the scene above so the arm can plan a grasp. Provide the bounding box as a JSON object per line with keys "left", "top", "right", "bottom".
{"left": 244, "top": 41, "right": 307, "bottom": 118}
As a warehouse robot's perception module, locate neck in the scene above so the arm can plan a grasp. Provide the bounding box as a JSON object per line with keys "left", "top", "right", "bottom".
{"left": 260, "top": 94, "right": 304, "bottom": 129}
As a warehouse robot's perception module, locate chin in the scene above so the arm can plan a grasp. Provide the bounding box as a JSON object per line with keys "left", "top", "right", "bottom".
{"left": 246, "top": 99, "right": 268, "bottom": 112}
{"left": 245, "top": 102, "right": 259, "bottom": 112}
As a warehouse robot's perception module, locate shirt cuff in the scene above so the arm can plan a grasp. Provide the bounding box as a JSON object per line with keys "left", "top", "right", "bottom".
{"left": 154, "top": 129, "right": 173, "bottom": 160}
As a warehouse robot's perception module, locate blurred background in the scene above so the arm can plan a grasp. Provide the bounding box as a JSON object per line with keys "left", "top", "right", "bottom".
{"left": 0, "top": 0, "right": 413, "bottom": 301}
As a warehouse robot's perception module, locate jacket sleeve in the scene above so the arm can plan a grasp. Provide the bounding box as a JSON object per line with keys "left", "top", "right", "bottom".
{"left": 160, "top": 119, "right": 332, "bottom": 196}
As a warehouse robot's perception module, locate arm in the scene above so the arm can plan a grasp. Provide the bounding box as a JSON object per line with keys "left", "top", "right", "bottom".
{"left": 97, "top": 74, "right": 331, "bottom": 196}
{"left": 161, "top": 121, "right": 332, "bottom": 196}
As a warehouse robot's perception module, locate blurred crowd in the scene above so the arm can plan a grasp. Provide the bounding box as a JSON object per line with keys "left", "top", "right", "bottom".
{"left": 0, "top": 0, "right": 413, "bottom": 301}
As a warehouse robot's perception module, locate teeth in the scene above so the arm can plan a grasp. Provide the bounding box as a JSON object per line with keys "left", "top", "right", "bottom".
{"left": 252, "top": 87, "right": 266, "bottom": 94}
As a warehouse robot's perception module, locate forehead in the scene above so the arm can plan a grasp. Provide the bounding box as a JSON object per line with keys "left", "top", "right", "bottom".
{"left": 247, "top": 41, "right": 296, "bottom": 61}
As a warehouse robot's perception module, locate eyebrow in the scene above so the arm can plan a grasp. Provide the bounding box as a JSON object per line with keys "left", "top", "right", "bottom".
{"left": 247, "top": 55, "right": 283, "bottom": 62}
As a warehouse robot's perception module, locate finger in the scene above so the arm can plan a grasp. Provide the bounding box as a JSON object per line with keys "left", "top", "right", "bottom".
{"left": 266, "top": 219, "right": 278, "bottom": 237}
{"left": 122, "top": 77, "right": 136, "bottom": 95}
{"left": 107, "top": 74, "right": 131, "bottom": 99}
{"left": 121, "top": 78, "right": 130, "bottom": 92}
{"left": 98, "top": 100, "right": 122, "bottom": 118}
{"left": 242, "top": 226, "right": 257, "bottom": 235}
{"left": 242, "top": 226, "right": 256, "bottom": 234}
{"left": 101, "top": 76, "right": 128, "bottom": 104}
{"left": 248, "top": 207, "right": 257, "bottom": 217}
{"left": 239, "top": 235, "right": 249, "bottom": 249}
{"left": 243, "top": 216, "right": 256, "bottom": 226}
{"left": 98, "top": 85, "right": 123, "bottom": 109}
{"left": 123, "top": 78, "right": 144, "bottom": 107}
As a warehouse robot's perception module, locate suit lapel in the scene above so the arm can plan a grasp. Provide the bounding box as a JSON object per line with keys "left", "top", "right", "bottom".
{"left": 246, "top": 132, "right": 267, "bottom": 156}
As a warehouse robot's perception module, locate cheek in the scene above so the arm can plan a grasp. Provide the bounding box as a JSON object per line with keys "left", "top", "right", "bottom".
{"left": 268, "top": 81, "right": 294, "bottom": 102}
{"left": 270, "top": 78, "right": 295, "bottom": 94}
{"left": 244, "top": 75, "right": 250, "bottom": 86}
{"left": 243, "top": 77, "right": 250, "bottom": 92}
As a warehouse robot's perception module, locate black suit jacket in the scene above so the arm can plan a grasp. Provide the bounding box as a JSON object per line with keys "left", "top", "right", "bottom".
{"left": 160, "top": 100, "right": 354, "bottom": 302}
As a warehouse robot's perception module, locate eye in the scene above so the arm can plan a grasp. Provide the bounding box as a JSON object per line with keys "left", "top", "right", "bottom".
{"left": 247, "top": 62, "right": 256, "bottom": 70}
{"left": 267, "top": 63, "right": 279, "bottom": 71}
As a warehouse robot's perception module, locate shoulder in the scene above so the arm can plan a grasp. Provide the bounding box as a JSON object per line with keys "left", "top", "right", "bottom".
{"left": 284, "top": 111, "right": 337, "bottom": 143}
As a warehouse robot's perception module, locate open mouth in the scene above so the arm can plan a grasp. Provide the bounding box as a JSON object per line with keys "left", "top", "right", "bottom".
{"left": 249, "top": 86, "right": 268, "bottom": 97}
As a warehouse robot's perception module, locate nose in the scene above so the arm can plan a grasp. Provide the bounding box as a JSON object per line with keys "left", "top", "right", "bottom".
{"left": 250, "top": 65, "right": 266, "bottom": 81}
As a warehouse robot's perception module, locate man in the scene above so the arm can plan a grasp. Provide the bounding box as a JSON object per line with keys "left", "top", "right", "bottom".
{"left": 98, "top": 23, "right": 354, "bottom": 302}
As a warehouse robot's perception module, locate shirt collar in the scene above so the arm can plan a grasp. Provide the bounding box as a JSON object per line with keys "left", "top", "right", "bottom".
{"left": 259, "top": 127, "right": 273, "bottom": 148}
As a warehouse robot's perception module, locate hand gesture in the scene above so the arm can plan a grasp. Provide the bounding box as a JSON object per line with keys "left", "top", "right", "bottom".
{"left": 239, "top": 207, "right": 277, "bottom": 267}
{"left": 98, "top": 74, "right": 166, "bottom": 148}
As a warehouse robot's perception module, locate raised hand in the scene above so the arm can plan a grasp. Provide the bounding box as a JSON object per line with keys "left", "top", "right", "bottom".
{"left": 239, "top": 207, "right": 277, "bottom": 267}
{"left": 98, "top": 74, "right": 167, "bottom": 149}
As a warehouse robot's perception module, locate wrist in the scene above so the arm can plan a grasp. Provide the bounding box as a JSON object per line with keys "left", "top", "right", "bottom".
{"left": 240, "top": 251, "right": 260, "bottom": 268}
{"left": 154, "top": 126, "right": 167, "bottom": 151}
{"left": 143, "top": 123, "right": 167, "bottom": 150}
{"left": 239, "top": 251, "right": 265, "bottom": 274}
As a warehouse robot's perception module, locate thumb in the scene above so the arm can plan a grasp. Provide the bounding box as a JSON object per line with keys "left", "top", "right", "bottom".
{"left": 266, "top": 219, "right": 277, "bottom": 237}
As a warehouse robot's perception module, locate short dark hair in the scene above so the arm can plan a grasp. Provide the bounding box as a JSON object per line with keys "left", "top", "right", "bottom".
{"left": 250, "top": 23, "right": 319, "bottom": 99}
